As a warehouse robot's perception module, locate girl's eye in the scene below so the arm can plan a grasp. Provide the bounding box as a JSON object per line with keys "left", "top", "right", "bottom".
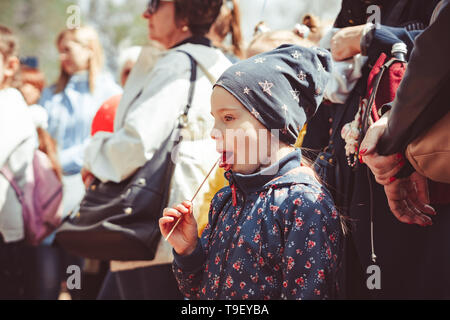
{"left": 224, "top": 115, "right": 234, "bottom": 122}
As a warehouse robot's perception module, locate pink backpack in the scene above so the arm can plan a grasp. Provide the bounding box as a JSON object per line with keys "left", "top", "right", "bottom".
{"left": 0, "top": 149, "right": 63, "bottom": 245}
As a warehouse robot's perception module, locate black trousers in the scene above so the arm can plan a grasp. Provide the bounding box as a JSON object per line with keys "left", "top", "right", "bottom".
{"left": 0, "top": 237, "right": 26, "bottom": 299}
{"left": 97, "top": 263, "right": 183, "bottom": 300}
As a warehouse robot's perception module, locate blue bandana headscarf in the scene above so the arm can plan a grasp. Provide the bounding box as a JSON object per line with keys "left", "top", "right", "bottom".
{"left": 214, "top": 44, "right": 332, "bottom": 145}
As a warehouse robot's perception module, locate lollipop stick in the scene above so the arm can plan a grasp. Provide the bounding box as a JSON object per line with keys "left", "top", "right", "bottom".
{"left": 164, "top": 157, "right": 220, "bottom": 241}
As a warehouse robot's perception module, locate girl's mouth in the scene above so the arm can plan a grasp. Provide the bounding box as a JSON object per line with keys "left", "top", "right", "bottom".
{"left": 219, "top": 151, "right": 234, "bottom": 170}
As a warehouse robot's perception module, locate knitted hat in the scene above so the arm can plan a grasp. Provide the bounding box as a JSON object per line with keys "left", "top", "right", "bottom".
{"left": 214, "top": 44, "right": 332, "bottom": 145}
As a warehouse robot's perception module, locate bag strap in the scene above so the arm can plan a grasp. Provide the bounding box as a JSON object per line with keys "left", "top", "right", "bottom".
{"left": 157, "top": 50, "right": 198, "bottom": 213}
{"left": 175, "top": 50, "right": 198, "bottom": 130}
{"left": 198, "top": 63, "right": 218, "bottom": 85}
{"left": 360, "top": 57, "right": 406, "bottom": 143}
{"left": 0, "top": 165, "right": 25, "bottom": 205}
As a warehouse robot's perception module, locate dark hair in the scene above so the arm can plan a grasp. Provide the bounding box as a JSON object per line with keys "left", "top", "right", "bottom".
{"left": 174, "top": 0, "right": 223, "bottom": 36}
{"left": 209, "top": 0, "right": 244, "bottom": 58}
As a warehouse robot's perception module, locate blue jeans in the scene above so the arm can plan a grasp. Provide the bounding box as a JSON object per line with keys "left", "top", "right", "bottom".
{"left": 27, "top": 245, "right": 84, "bottom": 300}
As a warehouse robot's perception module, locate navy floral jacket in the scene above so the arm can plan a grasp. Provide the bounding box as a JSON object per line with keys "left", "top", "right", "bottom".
{"left": 173, "top": 149, "right": 342, "bottom": 300}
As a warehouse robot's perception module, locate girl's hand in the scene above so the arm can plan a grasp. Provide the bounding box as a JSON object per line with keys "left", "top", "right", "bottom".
{"left": 159, "top": 200, "right": 198, "bottom": 256}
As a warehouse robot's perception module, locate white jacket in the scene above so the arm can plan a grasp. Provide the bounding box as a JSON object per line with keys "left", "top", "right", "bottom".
{"left": 320, "top": 29, "right": 368, "bottom": 104}
{"left": 84, "top": 43, "right": 231, "bottom": 268}
{"left": 0, "top": 88, "right": 37, "bottom": 243}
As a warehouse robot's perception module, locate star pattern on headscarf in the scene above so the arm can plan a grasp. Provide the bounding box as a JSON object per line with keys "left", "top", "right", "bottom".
{"left": 280, "top": 104, "right": 288, "bottom": 124}
{"left": 251, "top": 108, "right": 260, "bottom": 118}
{"left": 254, "top": 57, "right": 266, "bottom": 64}
{"left": 291, "top": 50, "right": 302, "bottom": 59}
{"left": 297, "top": 70, "right": 306, "bottom": 81}
{"left": 243, "top": 87, "right": 251, "bottom": 95}
{"left": 314, "top": 47, "right": 328, "bottom": 57}
{"left": 290, "top": 89, "right": 300, "bottom": 102}
{"left": 258, "top": 80, "right": 274, "bottom": 96}
{"left": 235, "top": 71, "right": 244, "bottom": 77}
{"left": 317, "top": 61, "right": 324, "bottom": 71}
{"left": 275, "top": 65, "right": 283, "bottom": 71}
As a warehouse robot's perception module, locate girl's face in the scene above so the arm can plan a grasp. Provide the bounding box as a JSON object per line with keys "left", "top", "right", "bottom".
{"left": 211, "top": 86, "right": 274, "bottom": 174}
{"left": 58, "top": 33, "right": 92, "bottom": 75}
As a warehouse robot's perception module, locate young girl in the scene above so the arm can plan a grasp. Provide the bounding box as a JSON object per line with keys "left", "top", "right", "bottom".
{"left": 39, "top": 26, "right": 122, "bottom": 215}
{"left": 37, "top": 26, "right": 121, "bottom": 300}
{"left": 160, "top": 44, "right": 342, "bottom": 300}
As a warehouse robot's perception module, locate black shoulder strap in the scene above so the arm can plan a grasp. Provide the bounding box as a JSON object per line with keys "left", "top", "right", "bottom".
{"left": 175, "top": 50, "right": 197, "bottom": 129}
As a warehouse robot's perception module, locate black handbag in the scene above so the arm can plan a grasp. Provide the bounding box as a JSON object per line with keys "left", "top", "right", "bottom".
{"left": 55, "top": 51, "right": 198, "bottom": 261}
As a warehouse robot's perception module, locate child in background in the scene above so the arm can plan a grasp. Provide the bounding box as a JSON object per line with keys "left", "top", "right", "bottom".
{"left": 207, "top": 0, "right": 244, "bottom": 62}
{"left": 18, "top": 58, "right": 62, "bottom": 181}
{"left": 39, "top": 26, "right": 122, "bottom": 216}
{"left": 0, "top": 25, "right": 37, "bottom": 299}
{"left": 160, "top": 44, "right": 342, "bottom": 299}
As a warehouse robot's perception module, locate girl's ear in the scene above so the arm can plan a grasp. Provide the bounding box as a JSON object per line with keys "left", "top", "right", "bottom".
{"left": 4, "top": 56, "right": 19, "bottom": 78}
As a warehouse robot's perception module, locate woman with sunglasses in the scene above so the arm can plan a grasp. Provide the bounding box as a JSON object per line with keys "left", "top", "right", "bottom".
{"left": 86, "top": 0, "right": 231, "bottom": 299}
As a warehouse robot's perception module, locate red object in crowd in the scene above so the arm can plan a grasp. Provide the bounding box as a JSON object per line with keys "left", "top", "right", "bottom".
{"left": 365, "top": 53, "right": 407, "bottom": 122}
{"left": 91, "top": 94, "right": 122, "bottom": 136}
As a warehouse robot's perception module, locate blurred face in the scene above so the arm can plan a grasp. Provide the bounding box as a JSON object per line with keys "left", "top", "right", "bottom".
{"left": 0, "top": 54, "right": 5, "bottom": 87}
{"left": 57, "top": 33, "right": 92, "bottom": 75}
{"left": 210, "top": 86, "right": 276, "bottom": 174}
{"left": 142, "top": 0, "right": 190, "bottom": 49}
{"left": 0, "top": 52, "right": 19, "bottom": 89}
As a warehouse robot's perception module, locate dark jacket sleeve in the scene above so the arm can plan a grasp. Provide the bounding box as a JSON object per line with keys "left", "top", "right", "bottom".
{"left": 377, "top": 0, "right": 450, "bottom": 155}
{"left": 366, "top": 25, "right": 421, "bottom": 63}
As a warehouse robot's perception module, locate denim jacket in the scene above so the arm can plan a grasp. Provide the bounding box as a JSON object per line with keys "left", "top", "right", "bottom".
{"left": 39, "top": 72, "right": 122, "bottom": 175}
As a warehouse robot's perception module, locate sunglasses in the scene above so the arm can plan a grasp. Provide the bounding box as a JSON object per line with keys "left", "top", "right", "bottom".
{"left": 146, "top": 0, "right": 174, "bottom": 15}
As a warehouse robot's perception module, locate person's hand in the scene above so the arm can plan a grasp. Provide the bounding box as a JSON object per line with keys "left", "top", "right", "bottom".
{"left": 81, "top": 167, "right": 95, "bottom": 188}
{"left": 384, "top": 172, "right": 436, "bottom": 226}
{"left": 330, "top": 25, "right": 365, "bottom": 61}
{"left": 362, "top": 152, "right": 405, "bottom": 185}
{"left": 360, "top": 112, "right": 404, "bottom": 185}
{"left": 159, "top": 200, "right": 198, "bottom": 256}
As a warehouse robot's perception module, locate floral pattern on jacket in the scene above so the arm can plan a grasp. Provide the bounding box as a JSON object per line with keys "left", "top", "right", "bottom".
{"left": 173, "top": 149, "right": 342, "bottom": 300}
